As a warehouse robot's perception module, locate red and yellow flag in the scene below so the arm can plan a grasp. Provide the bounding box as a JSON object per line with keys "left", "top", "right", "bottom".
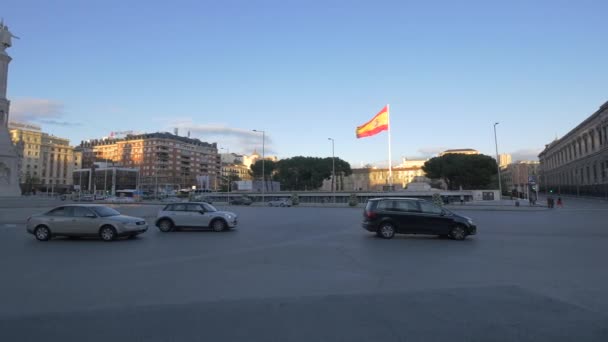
{"left": 356, "top": 105, "right": 389, "bottom": 138}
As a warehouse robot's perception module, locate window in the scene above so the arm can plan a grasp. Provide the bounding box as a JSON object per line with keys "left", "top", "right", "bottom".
{"left": 73, "top": 207, "right": 95, "bottom": 217}
{"left": 419, "top": 201, "right": 443, "bottom": 214}
{"left": 186, "top": 204, "right": 203, "bottom": 212}
{"left": 47, "top": 207, "right": 70, "bottom": 217}
{"left": 171, "top": 204, "right": 187, "bottom": 211}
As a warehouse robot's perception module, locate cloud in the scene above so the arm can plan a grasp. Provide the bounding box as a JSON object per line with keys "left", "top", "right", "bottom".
{"left": 171, "top": 121, "right": 277, "bottom": 155}
{"left": 510, "top": 148, "right": 542, "bottom": 162}
{"left": 9, "top": 98, "right": 81, "bottom": 127}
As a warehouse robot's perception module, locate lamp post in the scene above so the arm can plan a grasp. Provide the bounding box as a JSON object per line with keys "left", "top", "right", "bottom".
{"left": 252, "top": 129, "right": 265, "bottom": 203}
{"left": 494, "top": 122, "right": 503, "bottom": 198}
{"left": 220, "top": 147, "right": 231, "bottom": 204}
{"left": 328, "top": 138, "right": 335, "bottom": 203}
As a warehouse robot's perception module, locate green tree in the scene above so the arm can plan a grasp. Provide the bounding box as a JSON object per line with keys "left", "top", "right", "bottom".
{"left": 422, "top": 154, "right": 497, "bottom": 190}
{"left": 249, "top": 160, "right": 277, "bottom": 181}
{"left": 272, "top": 156, "right": 352, "bottom": 191}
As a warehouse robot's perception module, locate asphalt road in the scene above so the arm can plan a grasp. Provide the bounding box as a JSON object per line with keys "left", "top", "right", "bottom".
{"left": 1, "top": 201, "right": 608, "bottom": 341}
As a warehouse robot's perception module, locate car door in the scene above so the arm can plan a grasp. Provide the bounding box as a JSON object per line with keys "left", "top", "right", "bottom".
{"left": 44, "top": 206, "right": 73, "bottom": 234}
{"left": 417, "top": 201, "right": 453, "bottom": 235}
{"left": 186, "top": 204, "right": 211, "bottom": 227}
{"left": 169, "top": 203, "right": 189, "bottom": 226}
{"left": 70, "top": 206, "right": 98, "bottom": 236}
{"left": 391, "top": 200, "right": 424, "bottom": 233}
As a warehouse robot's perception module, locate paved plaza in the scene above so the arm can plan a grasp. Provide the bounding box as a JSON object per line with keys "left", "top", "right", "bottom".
{"left": 1, "top": 199, "right": 608, "bottom": 341}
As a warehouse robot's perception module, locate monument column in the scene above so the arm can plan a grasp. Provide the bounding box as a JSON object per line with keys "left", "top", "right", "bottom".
{"left": 0, "top": 21, "right": 21, "bottom": 196}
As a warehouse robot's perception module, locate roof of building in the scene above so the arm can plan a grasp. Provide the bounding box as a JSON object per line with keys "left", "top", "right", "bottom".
{"left": 539, "top": 100, "right": 608, "bottom": 156}
{"left": 80, "top": 132, "right": 216, "bottom": 148}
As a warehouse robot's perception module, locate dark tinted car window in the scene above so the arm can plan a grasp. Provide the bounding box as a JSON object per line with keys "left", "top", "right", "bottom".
{"left": 419, "top": 201, "right": 442, "bottom": 215}
{"left": 73, "top": 207, "right": 94, "bottom": 217}
{"left": 186, "top": 204, "right": 203, "bottom": 212}
{"left": 394, "top": 200, "right": 420, "bottom": 212}
{"left": 376, "top": 200, "right": 393, "bottom": 210}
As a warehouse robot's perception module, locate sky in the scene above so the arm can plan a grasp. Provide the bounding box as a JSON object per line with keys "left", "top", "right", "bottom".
{"left": 3, "top": 0, "right": 608, "bottom": 167}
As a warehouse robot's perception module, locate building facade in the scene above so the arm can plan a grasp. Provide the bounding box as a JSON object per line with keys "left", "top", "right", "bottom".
{"left": 73, "top": 166, "right": 138, "bottom": 194}
{"left": 500, "top": 161, "right": 539, "bottom": 199}
{"left": 321, "top": 166, "right": 426, "bottom": 192}
{"left": 79, "top": 132, "right": 220, "bottom": 193}
{"left": 498, "top": 154, "right": 512, "bottom": 168}
{"left": 9, "top": 122, "right": 82, "bottom": 193}
{"left": 539, "top": 101, "right": 608, "bottom": 197}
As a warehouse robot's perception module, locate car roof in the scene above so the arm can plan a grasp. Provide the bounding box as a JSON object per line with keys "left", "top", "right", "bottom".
{"left": 59, "top": 204, "right": 107, "bottom": 207}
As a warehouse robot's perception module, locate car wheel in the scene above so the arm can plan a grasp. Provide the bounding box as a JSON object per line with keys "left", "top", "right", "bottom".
{"left": 211, "top": 219, "right": 227, "bottom": 232}
{"left": 99, "top": 226, "right": 116, "bottom": 242}
{"left": 450, "top": 225, "right": 467, "bottom": 240}
{"left": 378, "top": 222, "right": 396, "bottom": 239}
{"left": 158, "top": 219, "right": 174, "bottom": 232}
{"left": 34, "top": 225, "right": 51, "bottom": 241}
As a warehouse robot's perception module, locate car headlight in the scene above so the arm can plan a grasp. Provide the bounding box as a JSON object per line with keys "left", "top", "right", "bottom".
{"left": 225, "top": 215, "right": 233, "bottom": 220}
{"left": 467, "top": 219, "right": 474, "bottom": 225}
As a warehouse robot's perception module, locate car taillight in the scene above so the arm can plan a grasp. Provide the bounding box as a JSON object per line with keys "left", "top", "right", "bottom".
{"left": 364, "top": 211, "right": 377, "bottom": 219}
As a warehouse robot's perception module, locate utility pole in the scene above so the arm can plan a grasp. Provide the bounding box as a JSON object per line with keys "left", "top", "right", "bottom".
{"left": 253, "top": 130, "right": 265, "bottom": 203}
{"left": 494, "top": 122, "right": 503, "bottom": 198}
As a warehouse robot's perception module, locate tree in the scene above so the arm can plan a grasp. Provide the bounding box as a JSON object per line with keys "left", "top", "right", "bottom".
{"left": 249, "top": 160, "right": 277, "bottom": 180}
{"left": 220, "top": 174, "right": 241, "bottom": 192}
{"left": 422, "top": 154, "right": 497, "bottom": 190}
{"left": 272, "top": 156, "right": 352, "bottom": 191}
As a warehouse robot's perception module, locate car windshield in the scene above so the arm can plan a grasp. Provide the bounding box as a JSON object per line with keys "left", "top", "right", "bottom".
{"left": 202, "top": 203, "right": 217, "bottom": 212}
{"left": 91, "top": 206, "right": 121, "bottom": 217}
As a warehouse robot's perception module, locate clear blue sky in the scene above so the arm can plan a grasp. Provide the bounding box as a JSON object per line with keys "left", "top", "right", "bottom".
{"left": 3, "top": 0, "right": 607, "bottom": 166}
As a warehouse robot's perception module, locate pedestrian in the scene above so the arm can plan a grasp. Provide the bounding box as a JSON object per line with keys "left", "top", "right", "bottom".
{"left": 557, "top": 197, "right": 563, "bottom": 208}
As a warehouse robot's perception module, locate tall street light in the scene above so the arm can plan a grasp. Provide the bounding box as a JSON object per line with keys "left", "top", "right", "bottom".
{"left": 494, "top": 122, "right": 503, "bottom": 198}
{"left": 220, "top": 147, "right": 231, "bottom": 204}
{"left": 328, "top": 138, "right": 336, "bottom": 203}
{"left": 252, "top": 129, "right": 265, "bottom": 203}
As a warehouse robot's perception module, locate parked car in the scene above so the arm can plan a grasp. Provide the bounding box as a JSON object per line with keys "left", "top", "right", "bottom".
{"left": 106, "top": 196, "right": 135, "bottom": 203}
{"left": 161, "top": 196, "right": 183, "bottom": 203}
{"left": 362, "top": 198, "right": 477, "bottom": 240}
{"left": 80, "top": 195, "right": 94, "bottom": 202}
{"left": 26, "top": 204, "right": 148, "bottom": 241}
{"left": 268, "top": 198, "right": 292, "bottom": 207}
{"left": 229, "top": 196, "right": 253, "bottom": 205}
{"left": 155, "top": 202, "right": 238, "bottom": 232}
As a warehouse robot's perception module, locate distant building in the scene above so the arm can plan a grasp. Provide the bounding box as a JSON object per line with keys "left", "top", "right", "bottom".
{"left": 9, "top": 122, "right": 82, "bottom": 193}
{"left": 73, "top": 165, "right": 138, "bottom": 195}
{"left": 439, "top": 149, "right": 479, "bottom": 156}
{"left": 539, "top": 100, "right": 608, "bottom": 196}
{"left": 498, "top": 154, "right": 512, "bottom": 168}
{"left": 322, "top": 166, "right": 426, "bottom": 192}
{"left": 400, "top": 158, "right": 427, "bottom": 168}
{"left": 79, "top": 132, "right": 220, "bottom": 193}
{"left": 501, "top": 161, "right": 539, "bottom": 199}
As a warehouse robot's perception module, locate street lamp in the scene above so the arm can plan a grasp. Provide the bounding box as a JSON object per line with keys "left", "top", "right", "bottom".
{"left": 494, "top": 122, "right": 503, "bottom": 198}
{"left": 220, "top": 147, "right": 231, "bottom": 204}
{"left": 328, "top": 138, "right": 336, "bottom": 203}
{"left": 252, "top": 129, "right": 265, "bottom": 203}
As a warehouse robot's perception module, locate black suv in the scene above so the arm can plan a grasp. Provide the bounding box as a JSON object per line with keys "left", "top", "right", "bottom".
{"left": 362, "top": 198, "right": 476, "bottom": 240}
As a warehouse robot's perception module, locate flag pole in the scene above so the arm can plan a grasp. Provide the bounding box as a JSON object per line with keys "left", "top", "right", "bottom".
{"left": 387, "top": 104, "right": 392, "bottom": 188}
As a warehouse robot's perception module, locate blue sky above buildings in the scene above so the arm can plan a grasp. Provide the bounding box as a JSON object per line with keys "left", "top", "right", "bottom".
{"left": 3, "top": 0, "right": 607, "bottom": 166}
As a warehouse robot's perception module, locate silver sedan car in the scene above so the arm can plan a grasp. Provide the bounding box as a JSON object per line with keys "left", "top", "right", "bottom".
{"left": 26, "top": 205, "right": 148, "bottom": 242}
{"left": 155, "top": 202, "right": 238, "bottom": 232}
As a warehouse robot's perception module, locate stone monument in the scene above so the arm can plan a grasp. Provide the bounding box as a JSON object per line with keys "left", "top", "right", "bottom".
{"left": 0, "top": 20, "right": 21, "bottom": 196}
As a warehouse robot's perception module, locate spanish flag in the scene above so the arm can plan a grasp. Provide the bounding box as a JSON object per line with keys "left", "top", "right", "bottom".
{"left": 356, "top": 105, "right": 389, "bottom": 138}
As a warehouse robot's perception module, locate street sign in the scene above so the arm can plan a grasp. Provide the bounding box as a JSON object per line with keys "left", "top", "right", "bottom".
{"left": 528, "top": 175, "right": 537, "bottom": 184}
